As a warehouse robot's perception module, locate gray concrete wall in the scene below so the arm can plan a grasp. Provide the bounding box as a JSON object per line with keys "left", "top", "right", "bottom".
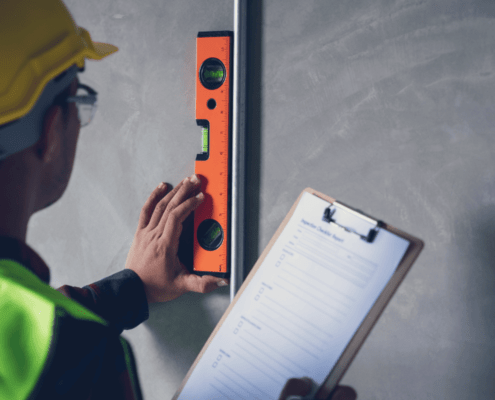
{"left": 28, "top": 0, "right": 495, "bottom": 399}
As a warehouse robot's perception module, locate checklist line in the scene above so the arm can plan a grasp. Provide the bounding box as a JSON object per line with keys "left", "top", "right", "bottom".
{"left": 252, "top": 316, "right": 319, "bottom": 360}
{"left": 265, "top": 296, "right": 333, "bottom": 338}
{"left": 222, "top": 364, "right": 275, "bottom": 400}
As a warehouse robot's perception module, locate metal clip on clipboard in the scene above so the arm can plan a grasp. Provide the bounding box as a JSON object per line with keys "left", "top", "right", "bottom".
{"left": 322, "top": 201, "right": 384, "bottom": 243}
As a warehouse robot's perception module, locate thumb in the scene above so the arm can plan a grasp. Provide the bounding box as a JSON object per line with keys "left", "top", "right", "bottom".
{"left": 329, "top": 385, "right": 357, "bottom": 400}
{"left": 179, "top": 272, "right": 230, "bottom": 294}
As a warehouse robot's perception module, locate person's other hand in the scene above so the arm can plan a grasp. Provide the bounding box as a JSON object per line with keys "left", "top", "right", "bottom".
{"left": 124, "top": 175, "right": 229, "bottom": 304}
{"left": 278, "top": 377, "right": 357, "bottom": 400}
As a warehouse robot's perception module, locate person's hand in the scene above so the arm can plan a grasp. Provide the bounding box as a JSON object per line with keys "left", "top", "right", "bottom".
{"left": 124, "top": 174, "right": 229, "bottom": 304}
{"left": 278, "top": 377, "right": 356, "bottom": 400}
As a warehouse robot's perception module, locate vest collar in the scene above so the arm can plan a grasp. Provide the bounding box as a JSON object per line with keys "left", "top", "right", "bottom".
{"left": 0, "top": 235, "right": 50, "bottom": 283}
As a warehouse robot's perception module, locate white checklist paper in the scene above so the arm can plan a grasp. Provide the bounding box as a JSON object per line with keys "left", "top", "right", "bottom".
{"left": 177, "top": 192, "right": 410, "bottom": 400}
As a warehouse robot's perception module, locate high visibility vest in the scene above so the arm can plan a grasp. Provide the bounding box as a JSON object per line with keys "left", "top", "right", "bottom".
{"left": 0, "top": 258, "right": 141, "bottom": 400}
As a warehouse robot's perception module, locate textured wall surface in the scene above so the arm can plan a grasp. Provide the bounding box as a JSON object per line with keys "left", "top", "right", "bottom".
{"left": 28, "top": 0, "right": 495, "bottom": 399}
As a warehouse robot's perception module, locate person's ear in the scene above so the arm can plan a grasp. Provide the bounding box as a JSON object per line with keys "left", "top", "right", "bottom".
{"left": 38, "top": 105, "right": 65, "bottom": 163}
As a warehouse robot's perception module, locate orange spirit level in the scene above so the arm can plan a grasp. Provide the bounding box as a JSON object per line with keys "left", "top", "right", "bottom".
{"left": 192, "top": 31, "right": 233, "bottom": 278}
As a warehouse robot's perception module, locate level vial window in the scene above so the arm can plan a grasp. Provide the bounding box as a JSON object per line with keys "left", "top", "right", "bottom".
{"left": 204, "top": 70, "right": 224, "bottom": 80}
{"left": 199, "top": 58, "right": 226, "bottom": 90}
{"left": 204, "top": 223, "right": 222, "bottom": 247}
{"left": 197, "top": 219, "right": 224, "bottom": 251}
{"left": 202, "top": 127, "right": 208, "bottom": 153}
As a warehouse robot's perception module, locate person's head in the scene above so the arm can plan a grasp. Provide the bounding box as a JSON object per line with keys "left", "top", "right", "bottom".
{"left": 0, "top": 68, "right": 84, "bottom": 210}
{"left": 0, "top": 0, "right": 117, "bottom": 240}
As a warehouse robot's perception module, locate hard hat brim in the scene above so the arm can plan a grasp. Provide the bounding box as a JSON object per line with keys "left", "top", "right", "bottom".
{"left": 0, "top": 26, "right": 118, "bottom": 126}
{"left": 77, "top": 26, "right": 119, "bottom": 61}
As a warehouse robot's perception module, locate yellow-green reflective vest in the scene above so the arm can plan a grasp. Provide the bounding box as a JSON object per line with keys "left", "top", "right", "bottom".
{"left": 0, "top": 258, "right": 140, "bottom": 400}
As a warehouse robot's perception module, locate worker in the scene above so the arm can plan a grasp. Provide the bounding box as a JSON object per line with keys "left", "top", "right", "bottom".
{"left": 0, "top": 1, "right": 356, "bottom": 399}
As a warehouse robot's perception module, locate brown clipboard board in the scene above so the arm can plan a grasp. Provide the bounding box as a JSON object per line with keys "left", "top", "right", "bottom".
{"left": 173, "top": 187, "right": 424, "bottom": 400}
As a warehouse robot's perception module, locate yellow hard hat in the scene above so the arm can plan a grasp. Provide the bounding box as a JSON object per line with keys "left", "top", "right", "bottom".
{"left": 0, "top": 0, "right": 118, "bottom": 127}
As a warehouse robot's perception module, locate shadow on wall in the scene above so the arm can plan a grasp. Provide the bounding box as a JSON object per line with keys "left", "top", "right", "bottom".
{"left": 460, "top": 205, "right": 495, "bottom": 289}
{"left": 452, "top": 203, "right": 495, "bottom": 384}
{"left": 450, "top": 204, "right": 495, "bottom": 399}
{"left": 467, "top": 203, "right": 495, "bottom": 284}
{"left": 145, "top": 288, "right": 230, "bottom": 378}
{"left": 471, "top": 206, "right": 495, "bottom": 271}
{"left": 244, "top": 0, "right": 263, "bottom": 277}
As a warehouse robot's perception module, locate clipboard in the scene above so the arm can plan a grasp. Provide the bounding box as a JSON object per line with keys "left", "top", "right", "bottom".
{"left": 173, "top": 188, "right": 424, "bottom": 400}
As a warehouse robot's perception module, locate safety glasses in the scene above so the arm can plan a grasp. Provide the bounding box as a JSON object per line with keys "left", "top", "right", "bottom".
{"left": 66, "top": 83, "right": 98, "bottom": 127}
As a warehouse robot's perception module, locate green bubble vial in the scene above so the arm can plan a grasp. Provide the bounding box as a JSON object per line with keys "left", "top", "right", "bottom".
{"left": 202, "top": 127, "right": 208, "bottom": 152}
{"left": 205, "top": 224, "right": 221, "bottom": 246}
{"left": 205, "top": 70, "right": 224, "bottom": 80}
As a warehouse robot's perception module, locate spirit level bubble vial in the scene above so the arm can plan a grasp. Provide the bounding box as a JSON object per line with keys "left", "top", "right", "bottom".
{"left": 193, "top": 31, "right": 233, "bottom": 277}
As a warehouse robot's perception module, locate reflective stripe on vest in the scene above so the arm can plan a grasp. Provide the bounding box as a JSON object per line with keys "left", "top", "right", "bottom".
{"left": 0, "top": 258, "right": 108, "bottom": 400}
